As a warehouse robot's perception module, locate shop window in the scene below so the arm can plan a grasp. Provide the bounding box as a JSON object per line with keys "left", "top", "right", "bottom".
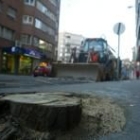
{"left": 23, "top": 15, "right": 33, "bottom": 25}
{"left": 19, "top": 56, "right": 32, "bottom": 75}
{"left": 7, "top": 7, "right": 17, "bottom": 19}
{"left": 2, "top": 54, "right": 15, "bottom": 74}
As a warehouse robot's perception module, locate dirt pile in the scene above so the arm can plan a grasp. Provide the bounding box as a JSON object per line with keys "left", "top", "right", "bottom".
{"left": 57, "top": 95, "right": 126, "bottom": 139}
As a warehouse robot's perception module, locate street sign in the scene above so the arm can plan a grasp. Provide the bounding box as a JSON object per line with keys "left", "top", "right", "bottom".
{"left": 113, "top": 22, "right": 125, "bottom": 80}
{"left": 114, "top": 22, "right": 125, "bottom": 35}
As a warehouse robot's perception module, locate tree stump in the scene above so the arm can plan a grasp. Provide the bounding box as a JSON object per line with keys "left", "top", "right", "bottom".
{"left": 1, "top": 93, "right": 82, "bottom": 132}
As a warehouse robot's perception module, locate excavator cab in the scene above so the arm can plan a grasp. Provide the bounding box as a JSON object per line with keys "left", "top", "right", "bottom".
{"left": 78, "top": 38, "right": 109, "bottom": 63}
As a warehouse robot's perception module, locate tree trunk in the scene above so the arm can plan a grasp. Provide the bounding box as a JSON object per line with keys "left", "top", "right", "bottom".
{"left": 1, "top": 93, "right": 82, "bottom": 132}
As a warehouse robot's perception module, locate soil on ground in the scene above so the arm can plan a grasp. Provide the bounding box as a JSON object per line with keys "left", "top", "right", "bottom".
{"left": 0, "top": 92, "right": 126, "bottom": 140}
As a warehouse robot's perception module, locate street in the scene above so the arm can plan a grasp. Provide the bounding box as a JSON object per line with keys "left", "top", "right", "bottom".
{"left": 0, "top": 74, "right": 140, "bottom": 140}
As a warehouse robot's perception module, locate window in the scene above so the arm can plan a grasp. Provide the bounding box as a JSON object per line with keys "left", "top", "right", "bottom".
{"left": 3, "top": 27, "right": 15, "bottom": 40}
{"left": 35, "top": 18, "right": 55, "bottom": 36}
{"left": 24, "top": 0, "right": 35, "bottom": 6}
{"left": 66, "top": 35, "right": 71, "bottom": 39}
{"left": 22, "top": 15, "right": 33, "bottom": 25}
{"left": 36, "top": 1, "right": 56, "bottom": 22}
{"left": 7, "top": 7, "right": 17, "bottom": 19}
{"left": 29, "top": 16, "right": 33, "bottom": 22}
{"left": 0, "top": 1, "right": 2, "bottom": 12}
{"left": 35, "top": 18, "right": 42, "bottom": 28}
{"left": 65, "top": 48, "right": 71, "bottom": 53}
{"left": 55, "top": 35, "right": 58, "bottom": 42}
{"left": 0, "top": 25, "right": 2, "bottom": 36}
{"left": 47, "top": 43, "right": 53, "bottom": 52}
{"left": 20, "top": 34, "right": 32, "bottom": 45}
{"left": 39, "top": 40, "right": 46, "bottom": 49}
{"left": 66, "top": 43, "right": 71, "bottom": 47}
{"left": 138, "top": 4, "right": 140, "bottom": 15}
{"left": 38, "top": 40, "right": 53, "bottom": 52}
{"left": 33, "top": 37, "right": 39, "bottom": 46}
{"left": 36, "top": 1, "right": 47, "bottom": 13}
{"left": 59, "top": 53, "right": 62, "bottom": 57}
{"left": 55, "top": 22, "right": 59, "bottom": 29}
{"left": 49, "top": 0, "right": 57, "bottom": 6}
{"left": 83, "top": 40, "right": 105, "bottom": 52}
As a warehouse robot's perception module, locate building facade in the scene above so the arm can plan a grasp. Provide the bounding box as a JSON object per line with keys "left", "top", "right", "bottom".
{"left": 136, "top": 0, "right": 140, "bottom": 61}
{"left": 132, "top": 46, "right": 137, "bottom": 61}
{"left": 0, "top": 0, "right": 60, "bottom": 75}
{"left": 58, "top": 32, "right": 85, "bottom": 63}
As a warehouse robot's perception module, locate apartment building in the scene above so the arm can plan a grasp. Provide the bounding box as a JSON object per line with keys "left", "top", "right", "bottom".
{"left": 136, "top": 0, "right": 140, "bottom": 61}
{"left": 58, "top": 32, "right": 85, "bottom": 63}
{"left": 0, "top": 0, "right": 60, "bottom": 74}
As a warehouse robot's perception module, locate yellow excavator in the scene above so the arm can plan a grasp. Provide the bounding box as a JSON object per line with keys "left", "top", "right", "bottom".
{"left": 52, "top": 38, "right": 119, "bottom": 81}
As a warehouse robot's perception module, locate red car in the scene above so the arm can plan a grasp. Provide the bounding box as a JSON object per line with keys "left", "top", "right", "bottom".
{"left": 33, "top": 65, "right": 52, "bottom": 77}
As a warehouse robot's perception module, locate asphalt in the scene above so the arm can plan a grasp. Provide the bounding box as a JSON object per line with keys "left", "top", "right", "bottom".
{"left": 0, "top": 74, "right": 140, "bottom": 140}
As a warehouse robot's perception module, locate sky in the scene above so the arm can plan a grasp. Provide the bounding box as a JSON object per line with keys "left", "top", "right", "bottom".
{"left": 59, "top": 0, "right": 136, "bottom": 60}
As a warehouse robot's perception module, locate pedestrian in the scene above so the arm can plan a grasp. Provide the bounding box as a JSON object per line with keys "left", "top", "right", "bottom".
{"left": 136, "top": 70, "right": 140, "bottom": 79}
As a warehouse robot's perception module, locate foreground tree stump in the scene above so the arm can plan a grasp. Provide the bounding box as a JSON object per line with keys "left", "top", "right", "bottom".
{"left": 1, "top": 93, "right": 82, "bottom": 132}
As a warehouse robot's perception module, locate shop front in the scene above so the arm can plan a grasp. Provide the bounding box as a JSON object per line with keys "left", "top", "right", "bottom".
{"left": 2, "top": 53, "right": 15, "bottom": 74}
{"left": 18, "top": 55, "right": 32, "bottom": 75}
{"left": 1, "top": 46, "right": 45, "bottom": 75}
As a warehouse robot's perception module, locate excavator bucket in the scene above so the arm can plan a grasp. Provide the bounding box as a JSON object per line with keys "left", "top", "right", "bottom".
{"left": 52, "top": 63, "right": 106, "bottom": 81}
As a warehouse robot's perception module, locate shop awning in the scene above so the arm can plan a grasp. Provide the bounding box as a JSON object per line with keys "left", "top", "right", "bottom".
{"left": 2, "top": 46, "right": 45, "bottom": 59}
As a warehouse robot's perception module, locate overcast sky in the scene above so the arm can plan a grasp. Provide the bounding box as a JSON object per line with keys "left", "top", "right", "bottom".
{"left": 59, "top": 0, "right": 136, "bottom": 60}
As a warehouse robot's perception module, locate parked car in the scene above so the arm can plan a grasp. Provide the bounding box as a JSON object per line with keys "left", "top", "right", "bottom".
{"left": 33, "top": 63, "right": 52, "bottom": 77}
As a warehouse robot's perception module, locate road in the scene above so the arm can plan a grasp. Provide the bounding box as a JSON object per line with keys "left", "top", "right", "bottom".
{"left": 0, "top": 74, "right": 140, "bottom": 140}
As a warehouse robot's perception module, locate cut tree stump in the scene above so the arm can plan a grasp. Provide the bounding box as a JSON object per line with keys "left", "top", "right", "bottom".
{"left": 1, "top": 93, "right": 82, "bottom": 132}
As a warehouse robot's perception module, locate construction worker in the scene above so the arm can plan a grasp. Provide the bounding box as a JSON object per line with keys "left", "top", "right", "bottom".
{"left": 91, "top": 52, "right": 99, "bottom": 62}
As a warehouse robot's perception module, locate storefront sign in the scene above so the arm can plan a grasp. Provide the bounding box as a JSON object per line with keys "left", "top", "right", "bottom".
{"left": 24, "top": 49, "right": 42, "bottom": 59}
{"left": 29, "top": 51, "right": 36, "bottom": 56}
{"left": 11, "top": 47, "right": 16, "bottom": 52}
{"left": 3, "top": 46, "right": 22, "bottom": 54}
{"left": 2, "top": 46, "right": 46, "bottom": 59}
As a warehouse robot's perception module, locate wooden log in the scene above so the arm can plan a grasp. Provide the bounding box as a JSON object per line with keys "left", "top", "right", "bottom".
{"left": 1, "top": 93, "right": 82, "bottom": 132}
